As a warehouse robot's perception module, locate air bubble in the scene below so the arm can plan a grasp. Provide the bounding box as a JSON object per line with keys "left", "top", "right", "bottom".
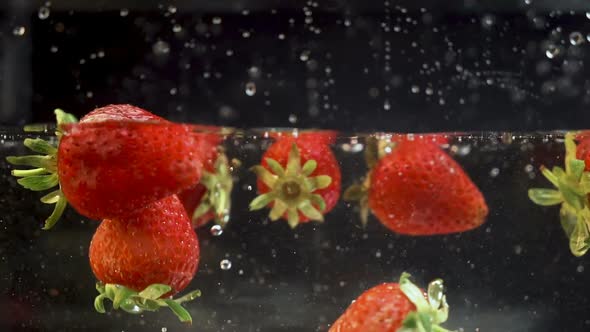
{"left": 245, "top": 82, "right": 256, "bottom": 96}
{"left": 569, "top": 32, "right": 584, "bottom": 46}
{"left": 210, "top": 225, "right": 223, "bottom": 236}
{"left": 220, "top": 259, "right": 232, "bottom": 270}
{"left": 38, "top": 7, "right": 50, "bottom": 20}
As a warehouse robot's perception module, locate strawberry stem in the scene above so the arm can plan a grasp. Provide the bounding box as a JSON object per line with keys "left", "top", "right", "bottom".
{"left": 5, "top": 109, "right": 78, "bottom": 230}
{"left": 249, "top": 143, "right": 332, "bottom": 228}
{"left": 191, "top": 153, "right": 235, "bottom": 227}
{"left": 398, "top": 272, "right": 455, "bottom": 332}
{"left": 94, "top": 282, "right": 201, "bottom": 324}
{"left": 528, "top": 132, "right": 590, "bottom": 256}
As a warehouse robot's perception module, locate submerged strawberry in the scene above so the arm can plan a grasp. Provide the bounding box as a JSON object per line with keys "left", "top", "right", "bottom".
{"left": 529, "top": 132, "right": 590, "bottom": 257}
{"left": 345, "top": 136, "right": 487, "bottom": 235}
{"left": 90, "top": 195, "right": 200, "bottom": 323}
{"left": 329, "top": 273, "right": 453, "bottom": 332}
{"left": 6, "top": 105, "right": 203, "bottom": 228}
{"left": 249, "top": 132, "right": 341, "bottom": 228}
{"left": 178, "top": 126, "right": 235, "bottom": 228}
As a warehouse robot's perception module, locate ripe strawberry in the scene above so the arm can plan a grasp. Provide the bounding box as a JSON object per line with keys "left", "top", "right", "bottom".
{"left": 90, "top": 195, "right": 201, "bottom": 323}
{"left": 529, "top": 132, "right": 590, "bottom": 257}
{"left": 369, "top": 140, "right": 487, "bottom": 235}
{"left": 6, "top": 105, "right": 203, "bottom": 228}
{"left": 345, "top": 138, "right": 487, "bottom": 235}
{"left": 250, "top": 132, "right": 341, "bottom": 228}
{"left": 330, "top": 273, "right": 453, "bottom": 332}
{"left": 177, "top": 124, "right": 237, "bottom": 228}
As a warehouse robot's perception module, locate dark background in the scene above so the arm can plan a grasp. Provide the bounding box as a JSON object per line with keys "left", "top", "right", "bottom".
{"left": 2, "top": 1, "right": 590, "bottom": 332}
{"left": 1, "top": 0, "right": 590, "bottom": 131}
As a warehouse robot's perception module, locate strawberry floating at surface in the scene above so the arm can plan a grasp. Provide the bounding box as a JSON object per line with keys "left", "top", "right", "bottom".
{"left": 6, "top": 105, "right": 203, "bottom": 228}
{"left": 250, "top": 132, "right": 341, "bottom": 228}
{"left": 345, "top": 136, "right": 487, "bottom": 235}
{"left": 90, "top": 195, "right": 201, "bottom": 323}
{"left": 329, "top": 272, "right": 454, "bottom": 332}
{"left": 178, "top": 125, "right": 236, "bottom": 228}
{"left": 529, "top": 132, "right": 590, "bottom": 257}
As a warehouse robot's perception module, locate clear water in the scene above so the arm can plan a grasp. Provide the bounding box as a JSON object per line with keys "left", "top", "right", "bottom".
{"left": 1, "top": 128, "right": 588, "bottom": 331}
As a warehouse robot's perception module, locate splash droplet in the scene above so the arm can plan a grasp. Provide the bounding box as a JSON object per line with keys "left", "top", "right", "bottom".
{"left": 220, "top": 259, "right": 232, "bottom": 270}
{"left": 210, "top": 225, "right": 223, "bottom": 236}
{"left": 245, "top": 82, "right": 256, "bottom": 96}
{"left": 38, "top": 6, "right": 50, "bottom": 20}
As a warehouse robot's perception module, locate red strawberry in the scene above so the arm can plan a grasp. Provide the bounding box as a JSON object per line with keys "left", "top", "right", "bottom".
{"left": 330, "top": 273, "right": 453, "bottom": 332}
{"left": 6, "top": 106, "right": 203, "bottom": 228}
{"left": 249, "top": 132, "right": 341, "bottom": 228}
{"left": 177, "top": 125, "right": 236, "bottom": 228}
{"left": 368, "top": 140, "right": 487, "bottom": 235}
{"left": 90, "top": 195, "right": 201, "bottom": 323}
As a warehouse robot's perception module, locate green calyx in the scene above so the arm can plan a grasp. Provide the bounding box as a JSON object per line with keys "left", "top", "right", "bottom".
{"left": 528, "top": 132, "right": 590, "bottom": 257}
{"left": 94, "top": 282, "right": 201, "bottom": 324}
{"left": 397, "top": 273, "right": 454, "bottom": 332}
{"left": 6, "top": 109, "right": 77, "bottom": 230}
{"left": 343, "top": 136, "right": 391, "bottom": 226}
{"left": 192, "top": 153, "right": 235, "bottom": 227}
{"left": 249, "top": 143, "right": 332, "bottom": 228}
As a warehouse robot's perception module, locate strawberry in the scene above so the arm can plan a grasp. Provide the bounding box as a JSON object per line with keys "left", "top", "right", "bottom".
{"left": 90, "top": 195, "right": 201, "bottom": 323}
{"left": 6, "top": 105, "right": 203, "bottom": 228}
{"left": 330, "top": 273, "right": 453, "bottom": 332}
{"left": 177, "top": 125, "right": 236, "bottom": 228}
{"left": 345, "top": 137, "right": 487, "bottom": 235}
{"left": 249, "top": 132, "right": 341, "bottom": 228}
{"left": 529, "top": 132, "right": 590, "bottom": 256}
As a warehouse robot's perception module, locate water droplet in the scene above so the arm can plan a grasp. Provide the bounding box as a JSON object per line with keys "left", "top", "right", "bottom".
{"left": 245, "top": 82, "right": 256, "bottom": 96}
{"left": 545, "top": 44, "right": 560, "bottom": 59}
{"left": 586, "top": 12, "right": 590, "bottom": 20}
{"left": 220, "top": 259, "right": 232, "bottom": 270}
{"left": 162, "top": 328, "right": 167, "bottom": 332}
{"left": 97, "top": 50, "right": 105, "bottom": 58}
{"left": 152, "top": 41, "right": 170, "bottom": 55}
{"left": 523, "top": 0, "right": 532, "bottom": 4}
{"left": 172, "top": 24, "right": 182, "bottom": 33}
{"left": 38, "top": 6, "right": 50, "bottom": 20}
{"left": 425, "top": 87, "right": 434, "bottom": 95}
{"left": 212, "top": 17, "right": 222, "bottom": 24}
{"left": 167, "top": 5, "right": 177, "bottom": 14}
{"left": 210, "top": 225, "right": 223, "bottom": 236}
{"left": 248, "top": 66, "right": 260, "bottom": 78}
{"left": 489, "top": 167, "right": 500, "bottom": 177}
{"left": 50, "top": 45, "right": 58, "bottom": 53}
{"left": 481, "top": 14, "right": 495, "bottom": 29}
{"left": 242, "top": 31, "right": 251, "bottom": 38}
{"left": 577, "top": 265, "right": 585, "bottom": 273}
{"left": 569, "top": 32, "right": 584, "bottom": 46}
{"left": 169, "top": 88, "right": 177, "bottom": 95}
{"left": 288, "top": 114, "right": 298, "bottom": 124}
{"left": 278, "top": 33, "right": 285, "bottom": 40}
{"left": 411, "top": 85, "right": 420, "bottom": 93}
{"left": 383, "top": 100, "right": 391, "bottom": 110}
{"left": 13, "top": 26, "right": 26, "bottom": 36}
{"left": 120, "top": 8, "right": 129, "bottom": 17}
{"left": 300, "top": 50, "right": 310, "bottom": 62}
{"left": 514, "top": 245, "right": 522, "bottom": 255}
